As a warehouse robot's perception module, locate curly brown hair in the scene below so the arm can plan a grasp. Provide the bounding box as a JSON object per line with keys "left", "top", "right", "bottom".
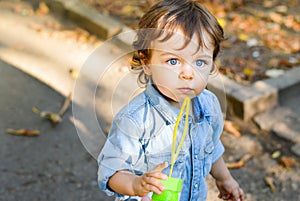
{"left": 129, "top": 0, "right": 224, "bottom": 85}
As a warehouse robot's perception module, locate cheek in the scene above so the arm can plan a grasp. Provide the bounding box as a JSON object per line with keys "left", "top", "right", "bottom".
{"left": 194, "top": 69, "right": 211, "bottom": 94}
{"left": 151, "top": 66, "right": 177, "bottom": 84}
{"left": 194, "top": 67, "right": 211, "bottom": 82}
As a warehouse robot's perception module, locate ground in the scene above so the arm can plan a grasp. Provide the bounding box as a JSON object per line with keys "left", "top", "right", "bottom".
{"left": 0, "top": 1, "right": 299, "bottom": 201}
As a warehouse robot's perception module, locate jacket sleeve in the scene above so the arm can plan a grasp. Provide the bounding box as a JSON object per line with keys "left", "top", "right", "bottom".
{"left": 97, "top": 114, "right": 145, "bottom": 197}
{"left": 210, "top": 92, "right": 225, "bottom": 163}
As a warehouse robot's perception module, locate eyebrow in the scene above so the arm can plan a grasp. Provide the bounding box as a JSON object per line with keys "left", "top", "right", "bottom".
{"left": 159, "top": 52, "right": 212, "bottom": 59}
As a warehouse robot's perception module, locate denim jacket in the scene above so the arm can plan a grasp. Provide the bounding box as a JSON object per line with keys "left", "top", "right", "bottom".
{"left": 98, "top": 83, "right": 224, "bottom": 201}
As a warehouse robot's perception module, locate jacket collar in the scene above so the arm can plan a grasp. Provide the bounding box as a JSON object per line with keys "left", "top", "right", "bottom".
{"left": 145, "top": 82, "right": 179, "bottom": 125}
{"left": 144, "top": 80, "right": 212, "bottom": 125}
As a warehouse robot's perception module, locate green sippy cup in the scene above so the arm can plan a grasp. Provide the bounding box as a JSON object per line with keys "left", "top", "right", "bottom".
{"left": 152, "top": 177, "right": 182, "bottom": 201}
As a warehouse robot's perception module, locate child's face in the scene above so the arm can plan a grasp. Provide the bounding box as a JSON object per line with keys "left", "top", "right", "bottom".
{"left": 144, "top": 29, "right": 214, "bottom": 106}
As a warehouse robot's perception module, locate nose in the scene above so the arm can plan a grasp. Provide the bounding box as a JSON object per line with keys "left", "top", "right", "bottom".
{"left": 179, "top": 64, "right": 194, "bottom": 80}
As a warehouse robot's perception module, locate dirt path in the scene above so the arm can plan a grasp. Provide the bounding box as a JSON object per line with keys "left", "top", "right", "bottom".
{"left": 0, "top": 1, "right": 111, "bottom": 200}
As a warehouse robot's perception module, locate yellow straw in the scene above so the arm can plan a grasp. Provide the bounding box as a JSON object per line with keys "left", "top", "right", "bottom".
{"left": 169, "top": 97, "right": 190, "bottom": 177}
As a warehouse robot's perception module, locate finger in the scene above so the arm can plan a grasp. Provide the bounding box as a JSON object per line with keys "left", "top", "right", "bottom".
{"left": 148, "top": 162, "right": 168, "bottom": 178}
{"left": 146, "top": 170, "right": 167, "bottom": 180}
{"left": 144, "top": 175, "right": 166, "bottom": 192}
{"left": 143, "top": 182, "right": 164, "bottom": 195}
{"left": 238, "top": 188, "right": 245, "bottom": 201}
{"left": 218, "top": 193, "right": 222, "bottom": 199}
{"left": 152, "top": 162, "right": 169, "bottom": 172}
{"left": 231, "top": 188, "right": 242, "bottom": 201}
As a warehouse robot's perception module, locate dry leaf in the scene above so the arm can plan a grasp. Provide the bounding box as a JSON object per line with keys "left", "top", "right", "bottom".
{"left": 263, "top": 0, "right": 275, "bottom": 8}
{"left": 271, "top": 151, "right": 281, "bottom": 159}
{"left": 69, "top": 68, "right": 79, "bottom": 79}
{"left": 217, "top": 18, "right": 227, "bottom": 28}
{"left": 275, "top": 5, "right": 288, "bottom": 14}
{"left": 264, "top": 176, "right": 276, "bottom": 192}
{"left": 122, "top": 5, "right": 136, "bottom": 15}
{"left": 6, "top": 128, "right": 40, "bottom": 137}
{"left": 32, "top": 108, "right": 61, "bottom": 126}
{"left": 33, "top": 107, "right": 62, "bottom": 126}
{"left": 284, "top": 15, "right": 300, "bottom": 31}
{"left": 268, "top": 58, "right": 280, "bottom": 68}
{"left": 226, "top": 154, "right": 252, "bottom": 169}
{"left": 269, "top": 12, "right": 283, "bottom": 24}
{"left": 36, "top": 2, "right": 49, "bottom": 16}
{"left": 279, "top": 157, "right": 296, "bottom": 169}
{"left": 243, "top": 67, "right": 254, "bottom": 77}
{"left": 224, "top": 120, "right": 241, "bottom": 137}
{"left": 279, "top": 59, "right": 298, "bottom": 68}
{"left": 238, "top": 33, "right": 249, "bottom": 42}
{"left": 32, "top": 94, "right": 71, "bottom": 126}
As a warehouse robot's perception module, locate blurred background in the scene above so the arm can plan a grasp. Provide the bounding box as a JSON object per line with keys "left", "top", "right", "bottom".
{"left": 0, "top": 0, "right": 299, "bottom": 201}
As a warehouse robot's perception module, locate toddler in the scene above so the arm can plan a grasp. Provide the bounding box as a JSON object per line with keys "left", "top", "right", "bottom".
{"left": 98, "top": 0, "right": 245, "bottom": 200}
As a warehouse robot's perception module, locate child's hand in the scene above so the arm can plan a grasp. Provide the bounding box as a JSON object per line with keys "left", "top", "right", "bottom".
{"left": 216, "top": 177, "right": 245, "bottom": 201}
{"left": 132, "top": 162, "right": 168, "bottom": 197}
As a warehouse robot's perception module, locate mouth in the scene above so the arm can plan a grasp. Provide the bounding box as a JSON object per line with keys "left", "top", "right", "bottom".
{"left": 178, "top": 88, "right": 193, "bottom": 94}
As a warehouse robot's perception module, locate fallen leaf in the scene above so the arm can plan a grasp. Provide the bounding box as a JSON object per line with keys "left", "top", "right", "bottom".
{"left": 36, "top": 2, "right": 49, "bottom": 16}
{"left": 269, "top": 12, "right": 283, "bottom": 24}
{"left": 264, "top": 176, "right": 276, "bottom": 192}
{"left": 243, "top": 67, "right": 254, "bottom": 77}
{"left": 238, "top": 33, "right": 249, "bottom": 42}
{"left": 279, "top": 156, "right": 296, "bottom": 168}
{"left": 41, "top": 111, "right": 62, "bottom": 124}
{"left": 33, "top": 107, "right": 61, "bottom": 126}
{"left": 271, "top": 151, "right": 281, "bottom": 159}
{"left": 121, "top": 5, "right": 136, "bottom": 16}
{"left": 263, "top": 0, "right": 275, "bottom": 8}
{"left": 226, "top": 154, "right": 252, "bottom": 169}
{"left": 275, "top": 5, "right": 288, "bottom": 14}
{"left": 32, "top": 93, "right": 71, "bottom": 126}
{"left": 6, "top": 128, "right": 40, "bottom": 136}
{"left": 69, "top": 69, "right": 79, "bottom": 79}
{"left": 217, "top": 18, "right": 227, "bottom": 28}
{"left": 284, "top": 15, "right": 300, "bottom": 31}
{"left": 268, "top": 58, "right": 280, "bottom": 68}
{"left": 279, "top": 59, "right": 298, "bottom": 68}
{"left": 224, "top": 120, "right": 241, "bottom": 137}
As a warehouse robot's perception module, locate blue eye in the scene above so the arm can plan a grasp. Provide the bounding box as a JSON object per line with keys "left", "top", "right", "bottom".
{"left": 168, "top": 59, "right": 178, "bottom": 65}
{"left": 195, "top": 60, "right": 204, "bottom": 67}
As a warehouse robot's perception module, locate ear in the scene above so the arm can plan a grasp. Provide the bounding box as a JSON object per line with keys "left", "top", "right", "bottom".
{"left": 141, "top": 60, "right": 152, "bottom": 76}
